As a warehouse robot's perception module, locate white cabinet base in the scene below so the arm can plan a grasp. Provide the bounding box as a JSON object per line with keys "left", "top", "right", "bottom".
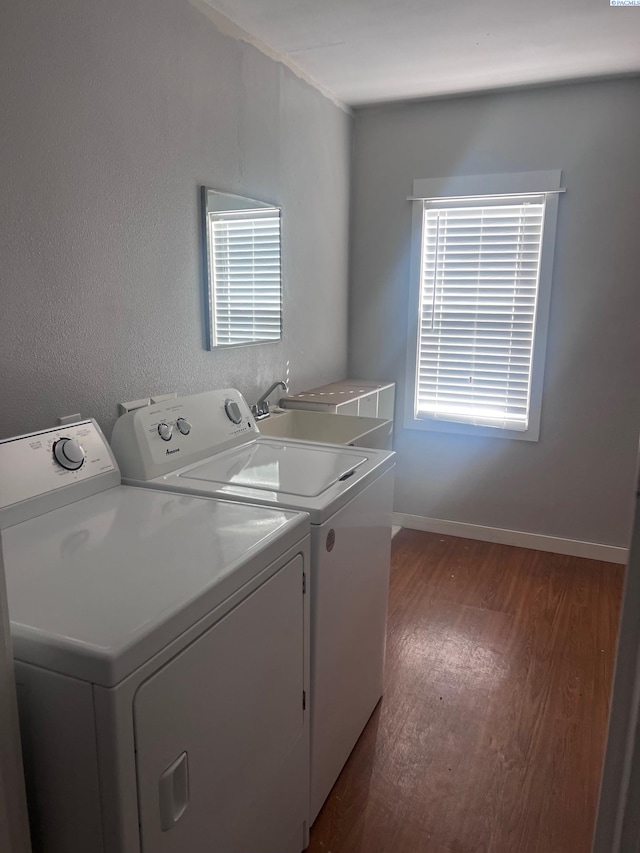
{"left": 309, "top": 467, "right": 394, "bottom": 822}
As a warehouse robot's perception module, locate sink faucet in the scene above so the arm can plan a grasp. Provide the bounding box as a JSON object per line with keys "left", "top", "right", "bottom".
{"left": 252, "top": 380, "right": 288, "bottom": 420}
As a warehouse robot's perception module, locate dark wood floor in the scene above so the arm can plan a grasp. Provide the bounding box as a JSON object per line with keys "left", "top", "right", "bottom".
{"left": 308, "top": 529, "right": 624, "bottom": 853}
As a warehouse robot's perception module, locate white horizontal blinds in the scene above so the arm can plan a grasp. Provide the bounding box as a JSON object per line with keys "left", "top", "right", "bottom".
{"left": 417, "top": 196, "right": 546, "bottom": 430}
{"left": 210, "top": 207, "right": 282, "bottom": 346}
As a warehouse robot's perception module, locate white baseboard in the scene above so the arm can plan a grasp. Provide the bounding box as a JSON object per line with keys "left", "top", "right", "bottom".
{"left": 392, "top": 512, "right": 628, "bottom": 564}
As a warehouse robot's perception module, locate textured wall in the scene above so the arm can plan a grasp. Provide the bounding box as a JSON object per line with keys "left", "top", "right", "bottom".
{"left": 0, "top": 0, "right": 351, "bottom": 439}
{"left": 349, "top": 79, "right": 640, "bottom": 547}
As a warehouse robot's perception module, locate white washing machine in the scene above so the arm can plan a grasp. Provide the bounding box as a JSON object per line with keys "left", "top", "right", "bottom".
{"left": 111, "top": 389, "right": 395, "bottom": 822}
{"left": 0, "top": 419, "right": 311, "bottom": 853}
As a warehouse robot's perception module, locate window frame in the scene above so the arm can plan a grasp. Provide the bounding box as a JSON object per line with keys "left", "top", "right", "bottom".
{"left": 404, "top": 170, "right": 561, "bottom": 442}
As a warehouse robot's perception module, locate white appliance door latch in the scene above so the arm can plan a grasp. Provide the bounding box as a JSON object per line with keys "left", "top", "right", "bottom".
{"left": 159, "top": 751, "right": 189, "bottom": 831}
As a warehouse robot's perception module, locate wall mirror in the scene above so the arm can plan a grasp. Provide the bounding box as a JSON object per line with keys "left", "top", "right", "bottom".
{"left": 202, "top": 187, "right": 282, "bottom": 348}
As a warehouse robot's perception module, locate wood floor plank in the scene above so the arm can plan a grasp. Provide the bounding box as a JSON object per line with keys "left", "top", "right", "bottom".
{"left": 307, "top": 529, "right": 623, "bottom": 853}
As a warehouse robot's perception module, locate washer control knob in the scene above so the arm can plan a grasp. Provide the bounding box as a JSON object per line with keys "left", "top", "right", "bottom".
{"left": 224, "top": 400, "right": 242, "bottom": 425}
{"left": 53, "top": 438, "right": 85, "bottom": 471}
{"left": 157, "top": 422, "right": 173, "bottom": 441}
{"left": 176, "top": 417, "right": 191, "bottom": 436}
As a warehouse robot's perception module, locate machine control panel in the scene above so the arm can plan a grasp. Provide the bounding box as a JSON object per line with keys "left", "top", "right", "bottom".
{"left": 0, "top": 421, "right": 117, "bottom": 512}
{"left": 110, "top": 389, "right": 262, "bottom": 481}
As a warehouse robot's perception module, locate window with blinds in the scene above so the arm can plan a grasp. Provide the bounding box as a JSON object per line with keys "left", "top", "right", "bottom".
{"left": 414, "top": 195, "right": 546, "bottom": 431}
{"left": 209, "top": 206, "right": 282, "bottom": 347}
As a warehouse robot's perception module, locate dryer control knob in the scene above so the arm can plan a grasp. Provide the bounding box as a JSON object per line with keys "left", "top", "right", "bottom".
{"left": 157, "top": 422, "right": 173, "bottom": 441}
{"left": 53, "top": 438, "right": 85, "bottom": 471}
{"left": 224, "top": 400, "right": 242, "bottom": 425}
{"left": 176, "top": 418, "right": 191, "bottom": 436}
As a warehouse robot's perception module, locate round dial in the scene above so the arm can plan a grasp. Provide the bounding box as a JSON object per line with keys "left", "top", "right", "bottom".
{"left": 224, "top": 400, "right": 242, "bottom": 425}
{"left": 53, "top": 438, "right": 85, "bottom": 471}
{"left": 176, "top": 417, "right": 192, "bottom": 436}
{"left": 157, "top": 422, "right": 173, "bottom": 441}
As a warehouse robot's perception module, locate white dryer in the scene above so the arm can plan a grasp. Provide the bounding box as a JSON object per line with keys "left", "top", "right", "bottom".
{"left": 0, "top": 419, "right": 311, "bottom": 853}
{"left": 111, "top": 389, "right": 395, "bottom": 821}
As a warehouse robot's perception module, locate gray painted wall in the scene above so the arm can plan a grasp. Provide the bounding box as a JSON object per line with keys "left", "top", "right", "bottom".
{"left": 0, "top": 0, "right": 351, "bottom": 440}
{"left": 349, "top": 79, "right": 640, "bottom": 547}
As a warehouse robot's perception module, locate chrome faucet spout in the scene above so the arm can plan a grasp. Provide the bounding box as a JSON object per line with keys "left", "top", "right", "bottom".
{"left": 252, "top": 380, "right": 288, "bottom": 420}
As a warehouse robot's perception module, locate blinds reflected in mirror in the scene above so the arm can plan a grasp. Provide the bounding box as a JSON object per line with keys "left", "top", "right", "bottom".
{"left": 210, "top": 208, "right": 282, "bottom": 346}
{"left": 203, "top": 187, "right": 282, "bottom": 349}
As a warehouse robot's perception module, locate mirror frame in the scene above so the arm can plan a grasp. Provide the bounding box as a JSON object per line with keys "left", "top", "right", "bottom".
{"left": 202, "top": 186, "right": 282, "bottom": 349}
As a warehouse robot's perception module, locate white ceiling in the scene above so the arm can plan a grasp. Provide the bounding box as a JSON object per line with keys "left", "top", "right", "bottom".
{"left": 201, "top": 0, "right": 640, "bottom": 106}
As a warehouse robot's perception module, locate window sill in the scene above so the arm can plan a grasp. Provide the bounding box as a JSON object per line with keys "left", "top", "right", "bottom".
{"left": 403, "top": 414, "right": 540, "bottom": 442}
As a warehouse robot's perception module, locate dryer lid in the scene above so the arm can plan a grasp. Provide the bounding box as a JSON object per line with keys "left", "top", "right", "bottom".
{"left": 182, "top": 440, "right": 368, "bottom": 498}
{"left": 2, "top": 485, "right": 307, "bottom": 686}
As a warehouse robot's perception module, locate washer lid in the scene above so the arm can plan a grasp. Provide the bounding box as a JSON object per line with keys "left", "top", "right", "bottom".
{"left": 2, "top": 486, "right": 307, "bottom": 687}
{"left": 182, "top": 440, "right": 368, "bottom": 498}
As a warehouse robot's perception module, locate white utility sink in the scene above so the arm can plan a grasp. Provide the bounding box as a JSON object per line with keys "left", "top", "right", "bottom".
{"left": 256, "top": 409, "right": 393, "bottom": 449}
